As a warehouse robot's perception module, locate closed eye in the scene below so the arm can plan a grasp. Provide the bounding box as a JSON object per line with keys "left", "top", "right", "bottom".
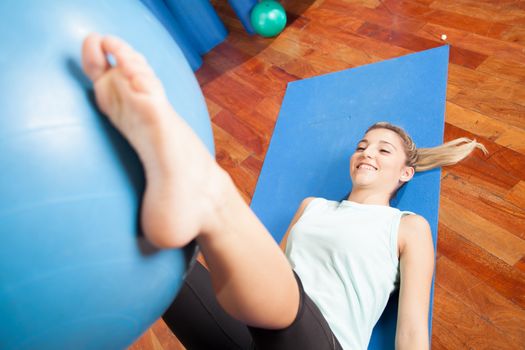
{"left": 380, "top": 149, "right": 390, "bottom": 154}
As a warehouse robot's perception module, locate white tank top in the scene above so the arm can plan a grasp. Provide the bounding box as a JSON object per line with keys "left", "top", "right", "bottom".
{"left": 285, "top": 198, "right": 414, "bottom": 350}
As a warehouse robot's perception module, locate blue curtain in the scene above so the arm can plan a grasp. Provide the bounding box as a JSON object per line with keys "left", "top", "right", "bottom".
{"left": 140, "top": 0, "right": 257, "bottom": 71}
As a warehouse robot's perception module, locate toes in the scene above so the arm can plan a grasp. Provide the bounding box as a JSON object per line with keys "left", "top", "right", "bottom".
{"left": 101, "top": 35, "right": 133, "bottom": 56}
{"left": 120, "top": 54, "right": 154, "bottom": 79}
{"left": 101, "top": 36, "right": 146, "bottom": 71}
{"left": 101, "top": 36, "right": 158, "bottom": 92}
{"left": 131, "top": 73, "right": 163, "bottom": 94}
{"left": 82, "top": 33, "right": 109, "bottom": 82}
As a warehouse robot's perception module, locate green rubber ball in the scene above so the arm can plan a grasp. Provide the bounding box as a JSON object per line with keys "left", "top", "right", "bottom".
{"left": 250, "top": 1, "right": 287, "bottom": 37}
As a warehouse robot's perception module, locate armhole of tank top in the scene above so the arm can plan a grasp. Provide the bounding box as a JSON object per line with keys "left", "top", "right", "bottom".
{"left": 389, "top": 210, "right": 416, "bottom": 267}
{"left": 285, "top": 198, "right": 325, "bottom": 257}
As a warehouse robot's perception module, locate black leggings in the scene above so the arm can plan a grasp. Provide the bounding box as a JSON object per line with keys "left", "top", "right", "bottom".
{"left": 163, "top": 261, "right": 343, "bottom": 350}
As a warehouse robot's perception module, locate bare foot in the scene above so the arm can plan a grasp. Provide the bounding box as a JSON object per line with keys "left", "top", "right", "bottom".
{"left": 82, "top": 33, "right": 227, "bottom": 248}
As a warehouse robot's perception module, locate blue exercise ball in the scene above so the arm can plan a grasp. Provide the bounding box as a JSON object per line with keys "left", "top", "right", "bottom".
{"left": 0, "top": 1, "right": 214, "bottom": 349}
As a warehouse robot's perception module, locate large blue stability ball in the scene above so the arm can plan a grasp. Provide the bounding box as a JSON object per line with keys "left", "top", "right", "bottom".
{"left": 0, "top": 1, "right": 214, "bottom": 349}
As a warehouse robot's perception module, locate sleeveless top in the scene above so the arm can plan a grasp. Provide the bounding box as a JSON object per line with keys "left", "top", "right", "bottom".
{"left": 285, "top": 198, "right": 414, "bottom": 350}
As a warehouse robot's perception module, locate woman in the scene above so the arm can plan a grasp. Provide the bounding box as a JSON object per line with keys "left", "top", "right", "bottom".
{"left": 82, "top": 34, "right": 487, "bottom": 350}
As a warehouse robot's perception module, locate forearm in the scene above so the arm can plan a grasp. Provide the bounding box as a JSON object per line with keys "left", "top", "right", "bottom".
{"left": 395, "top": 330, "right": 429, "bottom": 350}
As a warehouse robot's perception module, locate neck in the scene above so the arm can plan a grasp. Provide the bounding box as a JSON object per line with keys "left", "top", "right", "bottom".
{"left": 346, "top": 188, "right": 391, "bottom": 206}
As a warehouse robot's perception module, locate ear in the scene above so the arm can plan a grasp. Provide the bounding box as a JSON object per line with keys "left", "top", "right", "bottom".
{"left": 400, "top": 166, "right": 415, "bottom": 183}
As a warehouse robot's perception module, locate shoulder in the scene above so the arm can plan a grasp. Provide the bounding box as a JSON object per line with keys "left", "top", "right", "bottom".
{"left": 291, "top": 197, "right": 317, "bottom": 220}
{"left": 279, "top": 197, "right": 318, "bottom": 251}
{"left": 398, "top": 214, "right": 432, "bottom": 256}
{"left": 400, "top": 213, "right": 430, "bottom": 229}
{"left": 300, "top": 197, "right": 317, "bottom": 207}
{"left": 295, "top": 197, "right": 318, "bottom": 219}
{"left": 296, "top": 197, "right": 317, "bottom": 215}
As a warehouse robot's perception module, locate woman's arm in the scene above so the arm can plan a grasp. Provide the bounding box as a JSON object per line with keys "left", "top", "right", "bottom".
{"left": 279, "top": 197, "right": 315, "bottom": 252}
{"left": 395, "top": 214, "right": 435, "bottom": 350}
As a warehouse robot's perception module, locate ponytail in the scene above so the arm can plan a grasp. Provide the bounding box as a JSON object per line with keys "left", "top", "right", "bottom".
{"left": 366, "top": 122, "right": 488, "bottom": 172}
{"left": 415, "top": 137, "right": 488, "bottom": 172}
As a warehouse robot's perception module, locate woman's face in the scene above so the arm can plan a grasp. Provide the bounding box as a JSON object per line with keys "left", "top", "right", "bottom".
{"left": 349, "top": 128, "right": 414, "bottom": 194}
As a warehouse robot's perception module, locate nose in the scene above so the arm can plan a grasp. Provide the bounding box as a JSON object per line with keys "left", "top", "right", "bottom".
{"left": 362, "top": 147, "right": 374, "bottom": 158}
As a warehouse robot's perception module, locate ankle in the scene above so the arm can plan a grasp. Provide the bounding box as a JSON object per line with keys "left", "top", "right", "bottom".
{"left": 202, "top": 162, "right": 232, "bottom": 230}
{"left": 199, "top": 164, "right": 236, "bottom": 236}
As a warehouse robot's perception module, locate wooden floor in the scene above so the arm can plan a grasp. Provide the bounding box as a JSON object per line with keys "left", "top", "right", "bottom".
{"left": 130, "top": 1, "right": 525, "bottom": 349}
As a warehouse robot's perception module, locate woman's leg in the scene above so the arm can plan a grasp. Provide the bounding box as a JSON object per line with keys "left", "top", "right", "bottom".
{"left": 81, "top": 33, "right": 299, "bottom": 329}
{"left": 165, "top": 261, "right": 343, "bottom": 350}
{"left": 164, "top": 261, "right": 253, "bottom": 349}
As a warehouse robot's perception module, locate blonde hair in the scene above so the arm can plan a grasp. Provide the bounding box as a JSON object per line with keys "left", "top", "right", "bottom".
{"left": 366, "top": 122, "right": 488, "bottom": 172}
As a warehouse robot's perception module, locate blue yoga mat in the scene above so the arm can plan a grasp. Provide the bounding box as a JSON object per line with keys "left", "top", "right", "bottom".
{"left": 250, "top": 45, "right": 449, "bottom": 349}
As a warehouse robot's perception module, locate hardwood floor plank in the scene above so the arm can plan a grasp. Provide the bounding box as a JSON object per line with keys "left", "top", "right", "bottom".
{"left": 442, "top": 117, "right": 525, "bottom": 183}
{"left": 436, "top": 222, "right": 498, "bottom": 286}
{"left": 151, "top": 319, "right": 185, "bottom": 350}
{"left": 431, "top": 317, "right": 472, "bottom": 350}
{"left": 129, "top": 330, "right": 150, "bottom": 350}
{"left": 379, "top": 0, "right": 434, "bottom": 19}
{"left": 212, "top": 123, "right": 252, "bottom": 164}
{"left": 448, "top": 45, "right": 488, "bottom": 70}
{"left": 302, "top": 48, "right": 354, "bottom": 75}
{"left": 417, "top": 22, "right": 525, "bottom": 63}
{"left": 287, "top": 25, "right": 378, "bottom": 69}
{"left": 381, "top": 0, "right": 511, "bottom": 39}
{"left": 443, "top": 123, "right": 522, "bottom": 195}
{"left": 302, "top": 6, "right": 367, "bottom": 33}
{"left": 445, "top": 101, "right": 504, "bottom": 140}
{"left": 217, "top": 149, "right": 256, "bottom": 200}
{"left": 315, "top": 0, "right": 426, "bottom": 32}
{"left": 440, "top": 196, "right": 525, "bottom": 265}
{"left": 356, "top": 21, "right": 441, "bottom": 51}
{"left": 356, "top": 22, "right": 488, "bottom": 69}
{"left": 500, "top": 25, "right": 525, "bottom": 45}
{"left": 230, "top": 56, "right": 298, "bottom": 99}
{"left": 407, "top": 0, "right": 435, "bottom": 5}
{"left": 232, "top": 107, "right": 275, "bottom": 149}
{"left": 205, "top": 41, "right": 252, "bottom": 74}
{"left": 281, "top": 55, "right": 327, "bottom": 78}
{"left": 255, "top": 96, "right": 285, "bottom": 125}
{"left": 465, "top": 283, "right": 525, "bottom": 346}
{"left": 228, "top": 59, "right": 289, "bottom": 99}
{"left": 214, "top": 109, "right": 264, "bottom": 156}
{"left": 301, "top": 20, "right": 411, "bottom": 62}
{"left": 195, "top": 61, "right": 222, "bottom": 86}
{"left": 446, "top": 83, "right": 461, "bottom": 100}
{"left": 429, "top": 0, "right": 525, "bottom": 26}
{"left": 436, "top": 256, "right": 525, "bottom": 345}
{"left": 449, "top": 91, "right": 525, "bottom": 131}
{"left": 433, "top": 284, "right": 517, "bottom": 350}
{"left": 438, "top": 224, "right": 525, "bottom": 310}
{"left": 241, "top": 155, "right": 263, "bottom": 179}
{"left": 445, "top": 102, "right": 525, "bottom": 154}
{"left": 280, "top": 0, "right": 325, "bottom": 16}
{"left": 441, "top": 172, "right": 525, "bottom": 241}
{"left": 515, "top": 256, "right": 525, "bottom": 274}
{"left": 202, "top": 73, "right": 265, "bottom": 116}
{"left": 477, "top": 56, "right": 525, "bottom": 85}
{"left": 203, "top": 98, "right": 223, "bottom": 119}
{"left": 448, "top": 64, "right": 525, "bottom": 108}
{"left": 505, "top": 181, "right": 525, "bottom": 210}
{"left": 129, "top": 329, "right": 165, "bottom": 350}
{"left": 435, "top": 253, "right": 484, "bottom": 295}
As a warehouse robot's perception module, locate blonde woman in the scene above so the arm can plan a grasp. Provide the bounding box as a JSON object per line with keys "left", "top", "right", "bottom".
{"left": 82, "top": 34, "right": 487, "bottom": 350}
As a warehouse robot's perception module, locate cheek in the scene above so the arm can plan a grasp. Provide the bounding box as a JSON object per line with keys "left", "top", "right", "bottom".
{"left": 384, "top": 158, "right": 405, "bottom": 174}
{"left": 349, "top": 155, "right": 358, "bottom": 169}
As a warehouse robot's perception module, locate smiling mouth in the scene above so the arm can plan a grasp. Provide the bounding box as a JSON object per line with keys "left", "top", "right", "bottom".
{"left": 357, "top": 164, "right": 377, "bottom": 170}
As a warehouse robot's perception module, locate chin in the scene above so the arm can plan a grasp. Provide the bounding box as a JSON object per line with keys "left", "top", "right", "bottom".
{"left": 351, "top": 177, "right": 377, "bottom": 187}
